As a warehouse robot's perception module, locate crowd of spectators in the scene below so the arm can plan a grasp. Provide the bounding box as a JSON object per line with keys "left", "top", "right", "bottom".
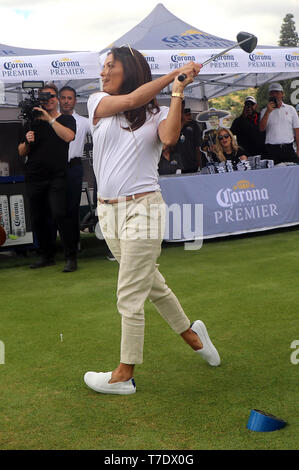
{"left": 158, "top": 82, "right": 299, "bottom": 175}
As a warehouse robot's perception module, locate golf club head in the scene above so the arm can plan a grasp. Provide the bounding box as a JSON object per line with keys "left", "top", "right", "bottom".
{"left": 177, "top": 31, "right": 258, "bottom": 80}
{"left": 236, "top": 32, "right": 257, "bottom": 53}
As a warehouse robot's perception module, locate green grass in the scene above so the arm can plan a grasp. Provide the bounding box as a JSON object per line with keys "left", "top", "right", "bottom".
{"left": 0, "top": 231, "right": 298, "bottom": 450}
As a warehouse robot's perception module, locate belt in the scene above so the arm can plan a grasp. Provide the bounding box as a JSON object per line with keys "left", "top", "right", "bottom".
{"left": 98, "top": 191, "right": 156, "bottom": 205}
{"left": 68, "top": 157, "right": 81, "bottom": 166}
{"left": 267, "top": 143, "right": 293, "bottom": 149}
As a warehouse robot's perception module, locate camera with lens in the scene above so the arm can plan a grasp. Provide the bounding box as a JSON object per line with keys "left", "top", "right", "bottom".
{"left": 18, "top": 81, "right": 52, "bottom": 124}
{"left": 269, "top": 96, "right": 278, "bottom": 108}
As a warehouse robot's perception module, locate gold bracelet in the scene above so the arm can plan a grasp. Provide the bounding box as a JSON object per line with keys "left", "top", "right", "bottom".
{"left": 172, "top": 92, "right": 184, "bottom": 100}
{"left": 49, "top": 118, "right": 56, "bottom": 126}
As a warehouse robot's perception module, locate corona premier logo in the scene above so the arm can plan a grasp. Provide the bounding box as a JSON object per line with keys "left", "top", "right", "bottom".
{"left": 248, "top": 51, "right": 275, "bottom": 68}
{"left": 171, "top": 53, "right": 196, "bottom": 63}
{"left": 285, "top": 52, "right": 299, "bottom": 61}
{"left": 214, "top": 179, "right": 278, "bottom": 225}
{"left": 3, "top": 59, "right": 33, "bottom": 70}
{"left": 1, "top": 59, "right": 37, "bottom": 77}
{"left": 50, "top": 57, "right": 85, "bottom": 76}
{"left": 249, "top": 52, "right": 272, "bottom": 61}
{"left": 13, "top": 201, "right": 21, "bottom": 227}
{"left": 51, "top": 57, "right": 80, "bottom": 68}
{"left": 210, "top": 53, "right": 235, "bottom": 62}
{"left": 216, "top": 180, "right": 269, "bottom": 209}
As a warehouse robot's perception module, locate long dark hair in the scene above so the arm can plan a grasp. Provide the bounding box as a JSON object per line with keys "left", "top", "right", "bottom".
{"left": 109, "top": 46, "right": 160, "bottom": 130}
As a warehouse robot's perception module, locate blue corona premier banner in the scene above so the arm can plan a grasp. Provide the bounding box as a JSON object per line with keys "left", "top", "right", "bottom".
{"left": 159, "top": 166, "right": 299, "bottom": 241}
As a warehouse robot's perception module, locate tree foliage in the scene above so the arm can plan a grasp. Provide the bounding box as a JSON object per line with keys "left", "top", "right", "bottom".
{"left": 208, "top": 13, "right": 299, "bottom": 116}
{"left": 279, "top": 13, "right": 299, "bottom": 47}
{"left": 209, "top": 88, "right": 257, "bottom": 119}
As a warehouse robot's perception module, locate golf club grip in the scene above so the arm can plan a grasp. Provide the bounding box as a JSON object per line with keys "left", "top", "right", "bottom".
{"left": 178, "top": 73, "right": 187, "bottom": 82}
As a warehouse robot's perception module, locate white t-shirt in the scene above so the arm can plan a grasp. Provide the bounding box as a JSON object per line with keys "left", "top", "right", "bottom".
{"left": 68, "top": 112, "right": 91, "bottom": 162}
{"left": 87, "top": 92, "right": 169, "bottom": 199}
{"left": 260, "top": 102, "right": 299, "bottom": 145}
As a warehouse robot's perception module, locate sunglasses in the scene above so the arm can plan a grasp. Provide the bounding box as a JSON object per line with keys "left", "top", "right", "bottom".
{"left": 119, "top": 44, "right": 134, "bottom": 56}
{"left": 218, "top": 134, "right": 230, "bottom": 141}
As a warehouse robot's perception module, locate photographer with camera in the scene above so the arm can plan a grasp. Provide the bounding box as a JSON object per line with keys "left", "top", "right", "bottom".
{"left": 230, "top": 96, "right": 265, "bottom": 156}
{"left": 18, "top": 82, "right": 77, "bottom": 270}
{"left": 259, "top": 82, "right": 299, "bottom": 164}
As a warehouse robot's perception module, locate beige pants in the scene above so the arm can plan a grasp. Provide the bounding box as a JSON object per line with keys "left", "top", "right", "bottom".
{"left": 98, "top": 191, "right": 190, "bottom": 364}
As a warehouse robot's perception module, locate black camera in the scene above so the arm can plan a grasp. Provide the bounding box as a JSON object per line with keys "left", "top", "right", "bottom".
{"left": 18, "top": 81, "right": 52, "bottom": 125}
{"left": 269, "top": 96, "right": 278, "bottom": 108}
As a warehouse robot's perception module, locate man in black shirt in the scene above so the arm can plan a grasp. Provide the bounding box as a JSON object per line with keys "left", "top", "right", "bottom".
{"left": 18, "top": 83, "right": 76, "bottom": 271}
{"left": 230, "top": 96, "right": 265, "bottom": 156}
{"left": 175, "top": 106, "right": 202, "bottom": 173}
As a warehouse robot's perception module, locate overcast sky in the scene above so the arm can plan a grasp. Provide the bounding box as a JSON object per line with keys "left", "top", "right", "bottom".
{"left": 0, "top": 0, "right": 299, "bottom": 51}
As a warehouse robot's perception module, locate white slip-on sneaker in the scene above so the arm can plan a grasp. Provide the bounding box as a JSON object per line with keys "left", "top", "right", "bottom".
{"left": 84, "top": 371, "right": 136, "bottom": 395}
{"left": 191, "top": 320, "right": 221, "bottom": 367}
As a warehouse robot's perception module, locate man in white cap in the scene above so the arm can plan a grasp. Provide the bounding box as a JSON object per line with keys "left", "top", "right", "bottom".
{"left": 231, "top": 96, "right": 265, "bottom": 156}
{"left": 259, "top": 82, "right": 299, "bottom": 164}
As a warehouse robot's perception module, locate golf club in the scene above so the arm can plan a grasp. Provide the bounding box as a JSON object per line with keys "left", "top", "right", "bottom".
{"left": 177, "top": 31, "right": 257, "bottom": 81}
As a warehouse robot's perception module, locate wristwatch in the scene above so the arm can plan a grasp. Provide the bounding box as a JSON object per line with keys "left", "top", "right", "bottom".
{"left": 172, "top": 92, "right": 184, "bottom": 100}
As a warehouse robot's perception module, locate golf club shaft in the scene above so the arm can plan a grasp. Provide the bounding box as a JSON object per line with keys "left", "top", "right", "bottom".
{"left": 177, "top": 36, "right": 253, "bottom": 81}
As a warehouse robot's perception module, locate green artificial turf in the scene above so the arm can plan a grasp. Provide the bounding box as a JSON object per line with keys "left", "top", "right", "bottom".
{"left": 0, "top": 231, "right": 298, "bottom": 450}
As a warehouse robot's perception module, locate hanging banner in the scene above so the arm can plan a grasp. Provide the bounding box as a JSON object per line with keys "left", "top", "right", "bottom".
{"left": 0, "top": 51, "right": 100, "bottom": 82}
{"left": 138, "top": 48, "right": 299, "bottom": 75}
{"left": 99, "top": 48, "right": 299, "bottom": 76}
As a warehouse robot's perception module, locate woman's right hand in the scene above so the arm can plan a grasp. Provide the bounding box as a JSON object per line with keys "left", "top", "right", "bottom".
{"left": 26, "top": 131, "right": 35, "bottom": 143}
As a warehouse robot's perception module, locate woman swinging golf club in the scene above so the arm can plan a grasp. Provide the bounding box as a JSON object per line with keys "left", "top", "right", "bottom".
{"left": 84, "top": 46, "right": 220, "bottom": 395}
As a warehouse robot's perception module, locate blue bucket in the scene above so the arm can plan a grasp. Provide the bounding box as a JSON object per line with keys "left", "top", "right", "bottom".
{"left": 247, "top": 409, "right": 287, "bottom": 432}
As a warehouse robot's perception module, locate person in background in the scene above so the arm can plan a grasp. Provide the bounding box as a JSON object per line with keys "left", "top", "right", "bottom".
{"left": 58, "top": 86, "right": 91, "bottom": 272}
{"left": 18, "top": 83, "right": 76, "bottom": 270}
{"left": 214, "top": 127, "right": 248, "bottom": 170}
{"left": 59, "top": 87, "right": 116, "bottom": 264}
{"left": 175, "top": 103, "right": 202, "bottom": 172}
{"left": 230, "top": 96, "right": 265, "bottom": 156}
{"left": 158, "top": 144, "right": 184, "bottom": 175}
{"left": 260, "top": 82, "right": 299, "bottom": 164}
{"left": 83, "top": 46, "right": 220, "bottom": 396}
{"left": 199, "top": 113, "right": 221, "bottom": 168}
